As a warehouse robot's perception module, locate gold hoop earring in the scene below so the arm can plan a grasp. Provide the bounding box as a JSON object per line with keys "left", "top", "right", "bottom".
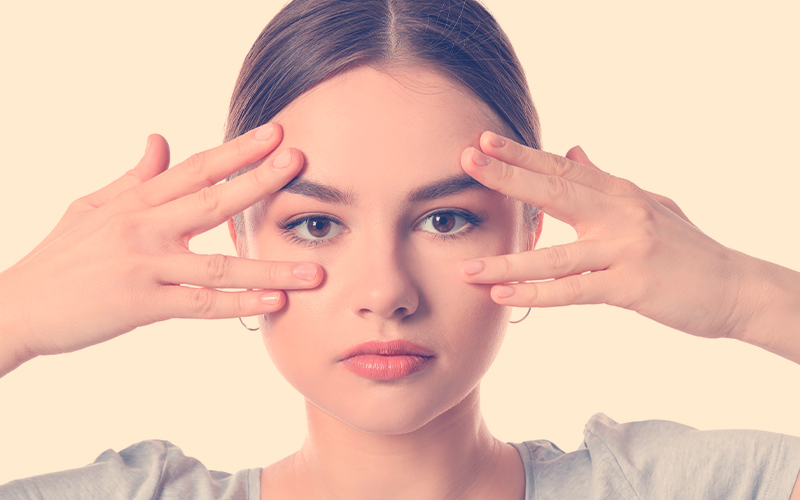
{"left": 509, "top": 307, "right": 531, "bottom": 324}
{"left": 239, "top": 317, "right": 260, "bottom": 331}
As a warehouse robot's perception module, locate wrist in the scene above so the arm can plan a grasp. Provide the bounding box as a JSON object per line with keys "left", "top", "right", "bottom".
{"left": 0, "top": 274, "right": 37, "bottom": 378}
{"left": 732, "top": 251, "right": 800, "bottom": 364}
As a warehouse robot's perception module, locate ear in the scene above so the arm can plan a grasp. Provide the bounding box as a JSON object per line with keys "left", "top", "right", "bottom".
{"left": 227, "top": 218, "right": 239, "bottom": 255}
{"left": 528, "top": 213, "right": 544, "bottom": 250}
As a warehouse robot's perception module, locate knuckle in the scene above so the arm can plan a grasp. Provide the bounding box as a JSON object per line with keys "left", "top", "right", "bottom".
{"left": 550, "top": 155, "right": 572, "bottom": 178}
{"left": 622, "top": 198, "right": 657, "bottom": 226}
{"left": 613, "top": 176, "right": 641, "bottom": 196}
{"left": 266, "top": 263, "right": 284, "bottom": 283}
{"left": 188, "top": 287, "right": 217, "bottom": 318}
{"left": 561, "top": 277, "right": 584, "bottom": 302}
{"left": 203, "top": 254, "right": 232, "bottom": 283}
{"left": 495, "top": 162, "right": 516, "bottom": 186}
{"left": 182, "top": 152, "right": 211, "bottom": 183}
{"left": 194, "top": 185, "right": 221, "bottom": 215}
{"left": 546, "top": 245, "right": 572, "bottom": 274}
{"left": 544, "top": 175, "right": 573, "bottom": 203}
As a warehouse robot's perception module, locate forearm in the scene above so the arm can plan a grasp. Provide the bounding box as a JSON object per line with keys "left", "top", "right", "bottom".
{"left": 733, "top": 251, "right": 800, "bottom": 365}
{"left": 0, "top": 279, "right": 36, "bottom": 378}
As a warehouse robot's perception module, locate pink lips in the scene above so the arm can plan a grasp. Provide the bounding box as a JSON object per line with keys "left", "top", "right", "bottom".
{"left": 340, "top": 340, "right": 435, "bottom": 381}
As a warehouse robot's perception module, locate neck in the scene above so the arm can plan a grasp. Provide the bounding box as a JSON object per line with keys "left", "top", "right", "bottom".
{"left": 266, "top": 387, "right": 524, "bottom": 500}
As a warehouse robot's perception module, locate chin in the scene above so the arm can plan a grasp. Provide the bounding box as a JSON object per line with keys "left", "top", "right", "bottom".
{"left": 304, "top": 371, "right": 480, "bottom": 436}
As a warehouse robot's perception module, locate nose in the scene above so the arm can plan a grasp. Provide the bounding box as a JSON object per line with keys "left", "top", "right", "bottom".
{"left": 346, "top": 237, "right": 420, "bottom": 321}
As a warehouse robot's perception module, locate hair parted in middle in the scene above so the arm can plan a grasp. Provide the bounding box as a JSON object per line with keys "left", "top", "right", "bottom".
{"left": 225, "top": 0, "right": 541, "bottom": 236}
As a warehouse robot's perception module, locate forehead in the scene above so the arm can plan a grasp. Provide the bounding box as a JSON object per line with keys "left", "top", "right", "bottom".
{"left": 272, "top": 65, "right": 503, "bottom": 192}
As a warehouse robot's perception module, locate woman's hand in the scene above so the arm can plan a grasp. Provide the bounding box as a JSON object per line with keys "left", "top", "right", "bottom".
{"left": 458, "top": 131, "right": 791, "bottom": 345}
{"left": 0, "top": 123, "right": 321, "bottom": 376}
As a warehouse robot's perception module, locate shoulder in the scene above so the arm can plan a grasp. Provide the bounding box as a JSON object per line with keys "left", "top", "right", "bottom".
{"left": 0, "top": 440, "right": 260, "bottom": 500}
{"left": 511, "top": 413, "right": 800, "bottom": 500}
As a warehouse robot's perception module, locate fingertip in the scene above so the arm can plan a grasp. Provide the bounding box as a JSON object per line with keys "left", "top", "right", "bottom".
{"left": 480, "top": 131, "right": 506, "bottom": 151}
{"left": 259, "top": 290, "right": 285, "bottom": 309}
{"left": 462, "top": 259, "right": 485, "bottom": 276}
{"left": 565, "top": 145, "right": 600, "bottom": 171}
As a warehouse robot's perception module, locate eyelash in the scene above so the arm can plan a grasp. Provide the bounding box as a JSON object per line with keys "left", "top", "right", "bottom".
{"left": 277, "top": 210, "right": 484, "bottom": 248}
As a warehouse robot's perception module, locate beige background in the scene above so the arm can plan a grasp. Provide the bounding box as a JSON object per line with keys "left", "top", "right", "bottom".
{"left": 1, "top": 0, "right": 798, "bottom": 485}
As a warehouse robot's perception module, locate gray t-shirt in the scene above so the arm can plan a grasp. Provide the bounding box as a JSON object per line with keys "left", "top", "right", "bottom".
{"left": 3, "top": 413, "right": 800, "bottom": 499}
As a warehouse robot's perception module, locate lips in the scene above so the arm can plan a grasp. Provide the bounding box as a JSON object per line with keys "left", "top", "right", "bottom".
{"left": 340, "top": 340, "right": 435, "bottom": 381}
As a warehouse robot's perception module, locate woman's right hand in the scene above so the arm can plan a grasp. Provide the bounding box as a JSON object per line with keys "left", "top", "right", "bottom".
{"left": 0, "top": 123, "right": 320, "bottom": 376}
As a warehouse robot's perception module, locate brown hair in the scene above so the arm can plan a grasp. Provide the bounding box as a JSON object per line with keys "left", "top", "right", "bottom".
{"left": 225, "top": 0, "right": 540, "bottom": 235}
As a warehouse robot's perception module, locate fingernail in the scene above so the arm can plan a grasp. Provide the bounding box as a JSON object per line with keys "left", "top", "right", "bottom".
{"left": 260, "top": 291, "right": 281, "bottom": 304}
{"left": 144, "top": 136, "right": 151, "bottom": 155}
{"left": 472, "top": 149, "right": 490, "bottom": 166}
{"left": 292, "top": 263, "right": 318, "bottom": 280}
{"left": 488, "top": 133, "right": 505, "bottom": 148}
{"left": 255, "top": 123, "right": 274, "bottom": 141}
{"left": 273, "top": 149, "right": 292, "bottom": 169}
{"left": 462, "top": 260, "right": 485, "bottom": 275}
{"left": 495, "top": 285, "right": 515, "bottom": 298}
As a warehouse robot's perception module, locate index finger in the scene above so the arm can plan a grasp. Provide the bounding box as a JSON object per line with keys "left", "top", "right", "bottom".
{"left": 478, "top": 131, "right": 620, "bottom": 194}
{"left": 460, "top": 147, "right": 611, "bottom": 227}
{"left": 127, "top": 122, "right": 284, "bottom": 209}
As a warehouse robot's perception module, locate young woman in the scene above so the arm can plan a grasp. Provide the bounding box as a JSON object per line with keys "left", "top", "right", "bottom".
{"left": 1, "top": 0, "right": 799, "bottom": 498}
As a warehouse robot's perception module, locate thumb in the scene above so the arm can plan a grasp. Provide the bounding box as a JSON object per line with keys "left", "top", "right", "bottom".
{"left": 133, "top": 133, "right": 170, "bottom": 179}
{"left": 80, "top": 134, "right": 170, "bottom": 210}
{"left": 565, "top": 145, "right": 602, "bottom": 171}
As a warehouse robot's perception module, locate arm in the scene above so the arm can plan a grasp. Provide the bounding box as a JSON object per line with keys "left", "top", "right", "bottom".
{"left": 734, "top": 254, "right": 800, "bottom": 365}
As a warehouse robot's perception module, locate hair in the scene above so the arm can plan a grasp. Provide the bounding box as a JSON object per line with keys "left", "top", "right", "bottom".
{"left": 225, "top": 0, "right": 540, "bottom": 237}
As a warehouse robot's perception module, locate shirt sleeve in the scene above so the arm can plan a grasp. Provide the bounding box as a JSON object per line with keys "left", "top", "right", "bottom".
{"left": 0, "top": 440, "right": 258, "bottom": 500}
{"left": 583, "top": 413, "right": 800, "bottom": 500}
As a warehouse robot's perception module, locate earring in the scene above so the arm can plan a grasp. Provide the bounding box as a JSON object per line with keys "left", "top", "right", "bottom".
{"left": 509, "top": 307, "right": 531, "bottom": 324}
{"left": 239, "top": 317, "right": 260, "bottom": 331}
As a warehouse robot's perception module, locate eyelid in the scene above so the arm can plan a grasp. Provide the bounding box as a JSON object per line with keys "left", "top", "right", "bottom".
{"left": 278, "top": 213, "right": 345, "bottom": 247}
{"left": 415, "top": 208, "right": 484, "bottom": 234}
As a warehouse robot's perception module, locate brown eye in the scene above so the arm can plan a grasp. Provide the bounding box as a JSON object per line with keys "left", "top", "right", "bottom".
{"left": 307, "top": 218, "right": 331, "bottom": 237}
{"left": 292, "top": 216, "right": 343, "bottom": 241}
{"left": 432, "top": 214, "right": 455, "bottom": 232}
{"left": 419, "top": 211, "right": 469, "bottom": 235}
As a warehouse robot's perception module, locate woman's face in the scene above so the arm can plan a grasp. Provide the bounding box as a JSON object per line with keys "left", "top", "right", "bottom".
{"left": 241, "top": 65, "right": 531, "bottom": 434}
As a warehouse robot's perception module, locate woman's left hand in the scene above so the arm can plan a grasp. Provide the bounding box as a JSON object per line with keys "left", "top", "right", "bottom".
{"left": 459, "top": 131, "right": 756, "bottom": 341}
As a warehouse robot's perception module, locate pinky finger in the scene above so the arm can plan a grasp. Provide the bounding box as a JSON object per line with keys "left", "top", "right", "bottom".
{"left": 154, "top": 286, "right": 286, "bottom": 320}
{"left": 491, "top": 272, "right": 608, "bottom": 308}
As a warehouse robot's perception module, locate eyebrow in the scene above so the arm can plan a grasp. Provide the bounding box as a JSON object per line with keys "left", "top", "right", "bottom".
{"left": 280, "top": 177, "right": 356, "bottom": 205}
{"left": 407, "top": 174, "right": 485, "bottom": 202}
{"left": 279, "top": 173, "right": 485, "bottom": 205}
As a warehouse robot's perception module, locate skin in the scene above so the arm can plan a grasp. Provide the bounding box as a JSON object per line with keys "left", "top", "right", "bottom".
{"left": 230, "top": 65, "right": 529, "bottom": 500}
{"left": 0, "top": 64, "right": 798, "bottom": 498}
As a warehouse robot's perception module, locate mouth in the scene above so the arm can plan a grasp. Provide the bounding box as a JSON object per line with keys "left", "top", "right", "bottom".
{"left": 339, "top": 339, "right": 435, "bottom": 381}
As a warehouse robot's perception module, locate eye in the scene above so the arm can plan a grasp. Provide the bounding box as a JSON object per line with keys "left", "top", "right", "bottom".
{"left": 281, "top": 215, "right": 343, "bottom": 244}
{"left": 418, "top": 211, "right": 471, "bottom": 235}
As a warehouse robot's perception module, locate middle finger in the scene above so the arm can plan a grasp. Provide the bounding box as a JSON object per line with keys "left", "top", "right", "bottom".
{"left": 153, "top": 147, "right": 303, "bottom": 239}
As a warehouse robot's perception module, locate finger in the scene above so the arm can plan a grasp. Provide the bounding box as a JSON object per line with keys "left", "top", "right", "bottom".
{"left": 565, "top": 145, "right": 601, "bottom": 172}
{"left": 479, "top": 132, "right": 615, "bottom": 191}
{"left": 642, "top": 189, "right": 694, "bottom": 225}
{"left": 490, "top": 271, "right": 609, "bottom": 308}
{"left": 128, "top": 122, "right": 284, "bottom": 209}
{"left": 157, "top": 254, "right": 322, "bottom": 290}
{"left": 153, "top": 147, "right": 303, "bottom": 239}
{"left": 461, "top": 146, "right": 611, "bottom": 226}
{"left": 152, "top": 287, "right": 288, "bottom": 320}
{"left": 76, "top": 135, "right": 171, "bottom": 213}
{"left": 460, "top": 241, "right": 613, "bottom": 283}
